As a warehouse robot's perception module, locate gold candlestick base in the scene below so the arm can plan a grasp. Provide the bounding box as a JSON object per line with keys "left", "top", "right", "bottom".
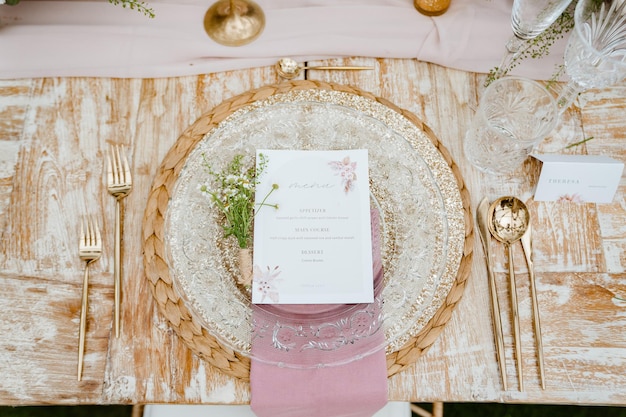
{"left": 414, "top": 0, "right": 450, "bottom": 16}
{"left": 204, "top": 0, "right": 265, "bottom": 47}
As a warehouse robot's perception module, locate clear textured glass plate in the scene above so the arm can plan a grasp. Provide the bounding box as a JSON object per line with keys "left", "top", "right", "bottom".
{"left": 165, "top": 89, "right": 465, "bottom": 368}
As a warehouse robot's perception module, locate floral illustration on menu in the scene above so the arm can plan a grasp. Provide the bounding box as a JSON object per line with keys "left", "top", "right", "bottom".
{"left": 328, "top": 156, "right": 358, "bottom": 194}
{"left": 253, "top": 265, "right": 282, "bottom": 303}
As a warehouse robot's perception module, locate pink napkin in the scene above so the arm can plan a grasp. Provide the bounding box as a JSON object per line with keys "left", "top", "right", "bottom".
{"left": 0, "top": 0, "right": 568, "bottom": 80}
{"left": 249, "top": 209, "right": 388, "bottom": 417}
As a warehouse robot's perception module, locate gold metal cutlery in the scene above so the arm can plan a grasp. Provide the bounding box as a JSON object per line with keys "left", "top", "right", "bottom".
{"left": 480, "top": 196, "right": 545, "bottom": 391}
{"left": 521, "top": 223, "right": 546, "bottom": 389}
{"left": 476, "top": 197, "right": 508, "bottom": 391}
{"left": 275, "top": 57, "right": 374, "bottom": 80}
{"left": 107, "top": 145, "right": 132, "bottom": 338}
{"left": 488, "top": 196, "right": 529, "bottom": 391}
{"left": 77, "top": 216, "right": 102, "bottom": 381}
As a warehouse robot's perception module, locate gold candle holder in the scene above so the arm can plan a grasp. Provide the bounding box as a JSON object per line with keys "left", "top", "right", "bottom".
{"left": 414, "top": 0, "right": 450, "bottom": 16}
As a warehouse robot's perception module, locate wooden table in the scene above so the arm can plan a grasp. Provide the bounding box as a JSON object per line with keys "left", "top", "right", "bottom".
{"left": 1, "top": 58, "right": 625, "bottom": 406}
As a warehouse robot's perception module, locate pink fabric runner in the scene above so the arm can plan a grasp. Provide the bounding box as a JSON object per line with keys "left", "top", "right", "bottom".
{"left": 249, "top": 209, "right": 388, "bottom": 417}
{"left": 0, "top": 0, "right": 569, "bottom": 80}
{"left": 250, "top": 354, "right": 388, "bottom": 417}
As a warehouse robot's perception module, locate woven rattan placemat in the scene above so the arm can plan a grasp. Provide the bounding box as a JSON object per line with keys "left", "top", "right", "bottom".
{"left": 142, "top": 80, "right": 474, "bottom": 381}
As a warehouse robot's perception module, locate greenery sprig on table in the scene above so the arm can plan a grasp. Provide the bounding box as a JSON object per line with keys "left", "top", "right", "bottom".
{"left": 485, "top": 1, "right": 577, "bottom": 86}
{"left": 1, "top": 0, "right": 155, "bottom": 18}
{"left": 199, "top": 153, "right": 279, "bottom": 250}
{"left": 108, "top": 0, "right": 154, "bottom": 17}
{"left": 199, "top": 153, "right": 279, "bottom": 287}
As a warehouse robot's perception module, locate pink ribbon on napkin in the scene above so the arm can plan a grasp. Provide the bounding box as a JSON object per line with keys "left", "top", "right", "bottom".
{"left": 249, "top": 209, "right": 388, "bottom": 417}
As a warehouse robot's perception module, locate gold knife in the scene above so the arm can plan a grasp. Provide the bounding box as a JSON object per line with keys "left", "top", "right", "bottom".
{"left": 521, "top": 223, "right": 546, "bottom": 389}
{"left": 477, "top": 197, "right": 508, "bottom": 391}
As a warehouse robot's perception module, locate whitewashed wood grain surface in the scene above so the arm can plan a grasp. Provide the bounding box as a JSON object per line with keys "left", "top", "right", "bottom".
{"left": 0, "top": 58, "right": 625, "bottom": 406}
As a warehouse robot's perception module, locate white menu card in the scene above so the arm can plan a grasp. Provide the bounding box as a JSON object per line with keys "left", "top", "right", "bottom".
{"left": 251, "top": 149, "right": 373, "bottom": 304}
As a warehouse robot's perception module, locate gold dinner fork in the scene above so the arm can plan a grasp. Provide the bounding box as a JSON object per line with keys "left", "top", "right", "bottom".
{"left": 107, "top": 144, "right": 132, "bottom": 338}
{"left": 78, "top": 216, "right": 102, "bottom": 381}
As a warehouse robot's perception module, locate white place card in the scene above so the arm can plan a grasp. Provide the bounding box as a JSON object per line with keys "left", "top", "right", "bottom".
{"left": 532, "top": 154, "right": 624, "bottom": 203}
{"left": 252, "top": 149, "right": 373, "bottom": 305}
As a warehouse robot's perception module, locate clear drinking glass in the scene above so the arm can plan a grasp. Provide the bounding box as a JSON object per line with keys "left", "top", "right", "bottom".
{"left": 495, "top": 0, "right": 574, "bottom": 79}
{"left": 464, "top": 76, "right": 559, "bottom": 175}
{"left": 555, "top": 0, "right": 626, "bottom": 113}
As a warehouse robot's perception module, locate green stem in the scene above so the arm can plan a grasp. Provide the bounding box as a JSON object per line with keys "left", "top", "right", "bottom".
{"left": 255, "top": 186, "right": 278, "bottom": 216}
{"left": 565, "top": 136, "right": 594, "bottom": 149}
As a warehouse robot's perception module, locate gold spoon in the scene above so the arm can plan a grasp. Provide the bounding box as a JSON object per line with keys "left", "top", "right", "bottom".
{"left": 488, "top": 196, "right": 530, "bottom": 392}
{"left": 275, "top": 58, "right": 374, "bottom": 80}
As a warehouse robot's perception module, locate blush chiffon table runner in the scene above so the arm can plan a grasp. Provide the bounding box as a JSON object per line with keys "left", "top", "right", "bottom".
{"left": 0, "top": 0, "right": 568, "bottom": 80}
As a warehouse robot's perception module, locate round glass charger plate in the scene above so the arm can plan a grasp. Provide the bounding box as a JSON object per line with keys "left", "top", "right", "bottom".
{"left": 162, "top": 86, "right": 467, "bottom": 369}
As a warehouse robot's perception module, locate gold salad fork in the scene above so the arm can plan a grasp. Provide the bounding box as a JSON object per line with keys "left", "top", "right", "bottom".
{"left": 107, "top": 145, "right": 132, "bottom": 338}
{"left": 78, "top": 216, "right": 102, "bottom": 381}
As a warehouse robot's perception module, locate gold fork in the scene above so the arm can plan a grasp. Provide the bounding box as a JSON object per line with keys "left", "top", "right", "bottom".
{"left": 107, "top": 144, "right": 132, "bottom": 338}
{"left": 78, "top": 216, "right": 102, "bottom": 381}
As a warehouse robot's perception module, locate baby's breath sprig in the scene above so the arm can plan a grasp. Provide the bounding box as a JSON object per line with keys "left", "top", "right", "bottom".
{"left": 200, "top": 153, "right": 278, "bottom": 249}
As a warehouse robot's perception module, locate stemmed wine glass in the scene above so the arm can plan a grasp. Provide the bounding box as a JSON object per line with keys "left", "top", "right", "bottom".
{"left": 494, "top": 0, "right": 575, "bottom": 79}
{"left": 555, "top": 0, "right": 626, "bottom": 113}
{"left": 535, "top": 0, "right": 626, "bottom": 151}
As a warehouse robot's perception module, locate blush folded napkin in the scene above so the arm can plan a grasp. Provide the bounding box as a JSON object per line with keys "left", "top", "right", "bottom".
{"left": 0, "top": 0, "right": 568, "bottom": 80}
{"left": 249, "top": 209, "right": 388, "bottom": 417}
